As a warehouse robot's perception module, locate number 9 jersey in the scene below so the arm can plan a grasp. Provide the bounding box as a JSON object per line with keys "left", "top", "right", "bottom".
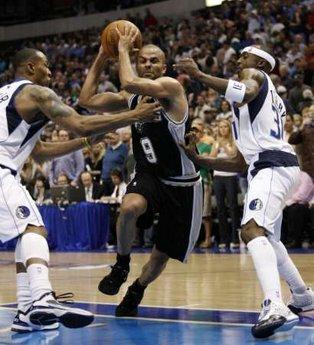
{"left": 230, "top": 72, "right": 295, "bottom": 169}
{"left": 128, "top": 94, "right": 199, "bottom": 184}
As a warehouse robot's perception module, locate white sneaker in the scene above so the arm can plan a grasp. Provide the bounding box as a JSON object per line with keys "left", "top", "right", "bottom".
{"left": 11, "top": 309, "right": 59, "bottom": 333}
{"left": 27, "top": 292, "right": 94, "bottom": 329}
{"left": 288, "top": 287, "right": 314, "bottom": 314}
{"left": 252, "top": 299, "right": 299, "bottom": 338}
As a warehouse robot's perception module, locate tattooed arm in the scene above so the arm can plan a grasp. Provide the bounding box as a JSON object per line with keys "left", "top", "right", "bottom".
{"left": 21, "top": 85, "right": 160, "bottom": 136}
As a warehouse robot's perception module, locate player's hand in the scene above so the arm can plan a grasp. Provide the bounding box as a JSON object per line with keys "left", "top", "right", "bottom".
{"left": 135, "top": 99, "right": 162, "bottom": 122}
{"left": 179, "top": 132, "right": 200, "bottom": 163}
{"left": 116, "top": 26, "right": 138, "bottom": 53}
{"left": 173, "top": 58, "right": 201, "bottom": 78}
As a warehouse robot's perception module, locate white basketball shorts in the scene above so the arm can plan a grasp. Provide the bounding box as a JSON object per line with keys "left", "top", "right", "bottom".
{"left": 241, "top": 166, "right": 300, "bottom": 241}
{"left": 0, "top": 167, "right": 44, "bottom": 243}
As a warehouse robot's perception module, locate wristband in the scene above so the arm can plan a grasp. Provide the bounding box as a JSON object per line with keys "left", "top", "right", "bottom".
{"left": 225, "top": 79, "right": 246, "bottom": 103}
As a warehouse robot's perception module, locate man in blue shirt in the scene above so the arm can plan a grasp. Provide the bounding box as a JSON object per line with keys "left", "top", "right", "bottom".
{"left": 101, "top": 132, "right": 128, "bottom": 195}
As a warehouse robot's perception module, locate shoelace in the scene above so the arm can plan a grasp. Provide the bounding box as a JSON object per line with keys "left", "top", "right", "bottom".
{"left": 52, "top": 292, "right": 75, "bottom": 304}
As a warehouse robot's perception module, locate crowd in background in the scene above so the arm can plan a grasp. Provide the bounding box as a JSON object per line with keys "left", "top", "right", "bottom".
{"left": 0, "top": 0, "right": 313, "bottom": 250}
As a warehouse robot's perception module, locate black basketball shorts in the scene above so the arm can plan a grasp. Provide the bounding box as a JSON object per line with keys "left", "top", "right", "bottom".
{"left": 126, "top": 172, "right": 203, "bottom": 262}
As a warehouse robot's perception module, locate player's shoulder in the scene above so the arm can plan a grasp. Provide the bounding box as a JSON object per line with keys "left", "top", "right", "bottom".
{"left": 240, "top": 68, "right": 265, "bottom": 85}
{"left": 157, "top": 76, "right": 181, "bottom": 87}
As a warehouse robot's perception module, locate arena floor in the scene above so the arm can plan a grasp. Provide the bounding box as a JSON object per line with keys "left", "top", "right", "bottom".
{"left": 0, "top": 250, "right": 313, "bottom": 344}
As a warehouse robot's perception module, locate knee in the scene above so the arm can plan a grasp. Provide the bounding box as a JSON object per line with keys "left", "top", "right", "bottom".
{"left": 23, "top": 225, "right": 48, "bottom": 239}
{"left": 240, "top": 219, "right": 265, "bottom": 244}
{"left": 120, "top": 200, "right": 146, "bottom": 219}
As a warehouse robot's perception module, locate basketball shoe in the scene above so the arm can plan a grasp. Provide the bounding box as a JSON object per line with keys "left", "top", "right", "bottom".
{"left": 288, "top": 287, "right": 314, "bottom": 314}
{"left": 115, "top": 279, "right": 145, "bottom": 317}
{"left": 11, "top": 309, "right": 59, "bottom": 333}
{"left": 252, "top": 299, "right": 299, "bottom": 338}
{"left": 26, "top": 292, "right": 94, "bottom": 328}
{"left": 98, "top": 263, "right": 129, "bottom": 295}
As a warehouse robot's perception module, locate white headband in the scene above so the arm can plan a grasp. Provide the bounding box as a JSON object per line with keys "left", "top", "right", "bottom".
{"left": 241, "top": 46, "right": 276, "bottom": 71}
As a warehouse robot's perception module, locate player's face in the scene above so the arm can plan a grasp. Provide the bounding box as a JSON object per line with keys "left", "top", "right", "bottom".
{"left": 32, "top": 53, "right": 52, "bottom": 87}
{"left": 237, "top": 52, "right": 259, "bottom": 71}
{"left": 137, "top": 50, "right": 166, "bottom": 79}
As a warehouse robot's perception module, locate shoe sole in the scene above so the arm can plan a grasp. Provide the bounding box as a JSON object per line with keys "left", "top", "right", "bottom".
{"left": 30, "top": 311, "right": 94, "bottom": 328}
{"left": 288, "top": 304, "right": 314, "bottom": 314}
{"left": 252, "top": 316, "right": 299, "bottom": 338}
{"left": 11, "top": 322, "right": 59, "bottom": 333}
{"left": 98, "top": 283, "right": 120, "bottom": 296}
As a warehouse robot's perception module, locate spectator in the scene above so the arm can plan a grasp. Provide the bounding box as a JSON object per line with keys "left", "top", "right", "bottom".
{"left": 288, "top": 73, "right": 311, "bottom": 113}
{"left": 284, "top": 114, "right": 295, "bottom": 142}
{"left": 101, "top": 132, "right": 128, "bottom": 195}
{"left": 49, "top": 129, "right": 85, "bottom": 186}
{"left": 210, "top": 120, "right": 240, "bottom": 250}
{"left": 85, "top": 142, "right": 105, "bottom": 182}
{"left": 32, "top": 176, "right": 51, "bottom": 205}
{"left": 284, "top": 171, "right": 314, "bottom": 248}
{"left": 289, "top": 110, "right": 314, "bottom": 180}
{"left": 80, "top": 171, "right": 105, "bottom": 201}
{"left": 57, "top": 173, "right": 71, "bottom": 186}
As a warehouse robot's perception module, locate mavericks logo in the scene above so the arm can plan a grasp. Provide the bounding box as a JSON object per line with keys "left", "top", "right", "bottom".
{"left": 15, "top": 206, "right": 30, "bottom": 219}
{"left": 249, "top": 199, "right": 263, "bottom": 211}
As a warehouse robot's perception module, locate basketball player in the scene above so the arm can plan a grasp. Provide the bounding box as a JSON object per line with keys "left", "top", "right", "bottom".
{"left": 79, "top": 28, "right": 202, "bottom": 316}
{"left": 1, "top": 48, "right": 160, "bottom": 333}
{"left": 175, "top": 46, "right": 314, "bottom": 338}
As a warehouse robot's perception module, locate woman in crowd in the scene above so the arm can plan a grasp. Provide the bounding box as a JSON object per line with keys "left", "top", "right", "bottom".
{"left": 85, "top": 142, "right": 105, "bottom": 182}
{"left": 210, "top": 120, "right": 240, "bottom": 250}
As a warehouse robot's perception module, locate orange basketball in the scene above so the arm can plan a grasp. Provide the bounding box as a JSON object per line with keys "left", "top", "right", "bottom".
{"left": 101, "top": 20, "right": 142, "bottom": 58}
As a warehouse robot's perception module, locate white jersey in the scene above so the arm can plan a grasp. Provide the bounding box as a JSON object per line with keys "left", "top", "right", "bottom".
{"left": 230, "top": 72, "right": 297, "bottom": 176}
{"left": 0, "top": 79, "right": 49, "bottom": 174}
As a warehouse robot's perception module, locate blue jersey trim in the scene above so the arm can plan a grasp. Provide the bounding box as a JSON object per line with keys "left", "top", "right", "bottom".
{"left": 20, "top": 113, "right": 49, "bottom": 148}
{"left": 248, "top": 74, "right": 268, "bottom": 124}
{"left": 251, "top": 150, "right": 299, "bottom": 177}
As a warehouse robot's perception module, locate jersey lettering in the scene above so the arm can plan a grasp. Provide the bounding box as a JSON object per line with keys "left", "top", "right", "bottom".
{"left": 140, "top": 137, "right": 157, "bottom": 163}
{"left": 270, "top": 90, "right": 284, "bottom": 139}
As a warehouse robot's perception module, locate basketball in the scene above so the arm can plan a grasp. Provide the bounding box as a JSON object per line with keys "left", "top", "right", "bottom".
{"left": 101, "top": 20, "right": 142, "bottom": 58}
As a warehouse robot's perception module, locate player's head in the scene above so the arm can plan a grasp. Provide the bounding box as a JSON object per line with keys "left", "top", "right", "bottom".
{"left": 237, "top": 45, "right": 275, "bottom": 74}
{"left": 12, "top": 48, "right": 52, "bottom": 86}
{"left": 136, "top": 44, "right": 167, "bottom": 79}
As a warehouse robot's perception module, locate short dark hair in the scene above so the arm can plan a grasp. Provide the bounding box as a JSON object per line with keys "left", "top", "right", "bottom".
{"left": 12, "top": 48, "right": 41, "bottom": 72}
{"left": 110, "top": 169, "right": 123, "bottom": 180}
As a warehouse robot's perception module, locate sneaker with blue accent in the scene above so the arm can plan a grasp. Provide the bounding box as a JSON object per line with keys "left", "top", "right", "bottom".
{"left": 11, "top": 309, "right": 59, "bottom": 333}
{"left": 27, "top": 292, "right": 94, "bottom": 329}
{"left": 252, "top": 299, "right": 299, "bottom": 338}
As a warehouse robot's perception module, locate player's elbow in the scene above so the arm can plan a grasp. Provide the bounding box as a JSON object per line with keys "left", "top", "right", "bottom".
{"left": 78, "top": 96, "right": 90, "bottom": 109}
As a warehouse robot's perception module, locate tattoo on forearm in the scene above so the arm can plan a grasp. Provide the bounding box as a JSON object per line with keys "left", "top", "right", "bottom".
{"left": 30, "top": 86, "right": 72, "bottom": 119}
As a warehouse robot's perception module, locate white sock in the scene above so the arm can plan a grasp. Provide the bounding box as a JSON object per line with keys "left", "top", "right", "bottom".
{"left": 269, "top": 239, "right": 307, "bottom": 295}
{"left": 16, "top": 272, "right": 32, "bottom": 312}
{"left": 15, "top": 238, "right": 32, "bottom": 312}
{"left": 247, "top": 236, "right": 282, "bottom": 302}
{"left": 27, "top": 264, "right": 52, "bottom": 301}
{"left": 20, "top": 232, "right": 52, "bottom": 301}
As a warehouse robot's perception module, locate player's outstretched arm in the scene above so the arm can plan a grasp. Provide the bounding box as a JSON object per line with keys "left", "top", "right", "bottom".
{"left": 31, "top": 135, "right": 104, "bottom": 163}
{"left": 23, "top": 85, "right": 161, "bottom": 137}
{"left": 174, "top": 58, "right": 262, "bottom": 104}
{"left": 79, "top": 47, "right": 128, "bottom": 112}
{"left": 180, "top": 132, "right": 247, "bottom": 173}
{"left": 116, "top": 26, "right": 182, "bottom": 99}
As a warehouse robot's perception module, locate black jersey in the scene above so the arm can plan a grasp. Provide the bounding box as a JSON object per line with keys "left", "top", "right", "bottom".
{"left": 129, "top": 94, "right": 198, "bottom": 183}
